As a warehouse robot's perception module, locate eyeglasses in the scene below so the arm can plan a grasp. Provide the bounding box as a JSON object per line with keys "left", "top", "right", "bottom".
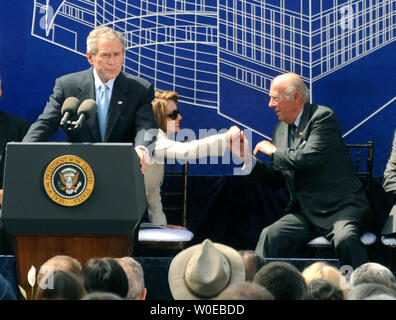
{"left": 166, "top": 108, "right": 181, "bottom": 120}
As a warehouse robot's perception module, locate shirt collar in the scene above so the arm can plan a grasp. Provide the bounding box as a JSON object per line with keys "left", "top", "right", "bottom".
{"left": 293, "top": 107, "right": 304, "bottom": 127}
{"left": 93, "top": 68, "right": 115, "bottom": 91}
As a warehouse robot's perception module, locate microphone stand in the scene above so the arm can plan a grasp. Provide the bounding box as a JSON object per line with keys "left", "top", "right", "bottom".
{"left": 61, "top": 121, "right": 75, "bottom": 142}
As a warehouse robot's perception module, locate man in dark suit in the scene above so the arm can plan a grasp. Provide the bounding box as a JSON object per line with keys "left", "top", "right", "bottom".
{"left": 0, "top": 77, "right": 30, "bottom": 203}
{"left": 0, "top": 76, "right": 30, "bottom": 253}
{"left": 23, "top": 26, "right": 158, "bottom": 173}
{"left": 381, "top": 130, "right": 396, "bottom": 235}
{"left": 230, "top": 73, "right": 371, "bottom": 268}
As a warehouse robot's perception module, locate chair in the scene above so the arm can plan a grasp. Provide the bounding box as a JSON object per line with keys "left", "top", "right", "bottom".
{"left": 380, "top": 203, "right": 396, "bottom": 272}
{"left": 137, "top": 162, "right": 194, "bottom": 255}
{"left": 306, "top": 141, "right": 377, "bottom": 255}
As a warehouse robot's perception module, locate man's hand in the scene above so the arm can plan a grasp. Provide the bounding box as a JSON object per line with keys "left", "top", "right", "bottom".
{"left": 135, "top": 146, "right": 150, "bottom": 174}
{"left": 253, "top": 140, "right": 277, "bottom": 156}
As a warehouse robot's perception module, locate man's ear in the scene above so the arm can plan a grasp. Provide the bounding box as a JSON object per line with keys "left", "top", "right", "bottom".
{"left": 86, "top": 52, "right": 93, "bottom": 65}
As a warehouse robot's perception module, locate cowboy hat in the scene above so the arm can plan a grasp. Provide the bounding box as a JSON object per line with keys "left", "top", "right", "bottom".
{"left": 168, "top": 239, "right": 245, "bottom": 299}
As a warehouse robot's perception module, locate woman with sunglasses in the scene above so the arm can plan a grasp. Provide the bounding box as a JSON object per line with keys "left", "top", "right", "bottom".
{"left": 144, "top": 90, "right": 239, "bottom": 227}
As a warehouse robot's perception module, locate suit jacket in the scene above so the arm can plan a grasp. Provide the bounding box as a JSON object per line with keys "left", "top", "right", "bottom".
{"left": 250, "top": 103, "right": 370, "bottom": 230}
{"left": 144, "top": 129, "right": 227, "bottom": 225}
{"left": 0, "top": 111, "right": 30, "bottom": 188}
{"left": 381, "top": 129, "right": 396, "bottom": 235}
{"left": 22, "top": 67, "right": 157, "bottom": 148}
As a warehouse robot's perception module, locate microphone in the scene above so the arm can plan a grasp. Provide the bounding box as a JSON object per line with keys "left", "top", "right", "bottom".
{"left": 60, "top": 97, "right": 80, "bottom": 127}
{"left": 72, "top": 99, "right": 98, "bottom": 131}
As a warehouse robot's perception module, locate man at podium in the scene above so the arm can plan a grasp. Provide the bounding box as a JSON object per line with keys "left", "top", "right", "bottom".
{"left": 22, "top": 26, "right": 157, "bottom": 174}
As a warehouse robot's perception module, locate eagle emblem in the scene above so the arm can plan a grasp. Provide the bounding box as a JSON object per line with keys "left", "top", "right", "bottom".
{"left": 58, "top": 168, "right": 82, "bottom": 195}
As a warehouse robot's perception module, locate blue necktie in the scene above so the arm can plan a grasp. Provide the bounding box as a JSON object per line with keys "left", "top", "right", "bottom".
{"left": 289, "top": 124, "right": 296, "bottom": 148}
{"left": 97, "top": 84, "right": 109, "bottom": 141}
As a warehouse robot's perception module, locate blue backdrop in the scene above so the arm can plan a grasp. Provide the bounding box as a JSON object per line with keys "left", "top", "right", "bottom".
{"left": 0, "top": 0, "right": 395, "bottom": 176}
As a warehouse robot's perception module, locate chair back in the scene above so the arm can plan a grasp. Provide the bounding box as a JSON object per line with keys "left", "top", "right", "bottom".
{"left": 345, "top": 141, "right": 374, "bottom": 201}
{"left": 161, "top": 162, "right": 188, "bottom": 227}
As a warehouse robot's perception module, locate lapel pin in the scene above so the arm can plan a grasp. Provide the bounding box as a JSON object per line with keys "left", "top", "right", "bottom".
{"left": 299, "top": 132, "right": 303, "bottom": 136}
{"left": 118, "top": 101, "right": 123, "bottom": 104}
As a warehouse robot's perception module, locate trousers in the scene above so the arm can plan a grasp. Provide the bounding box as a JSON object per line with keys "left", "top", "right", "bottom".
{"left": 255, "top": 208, "right": 369, "bottom": 269}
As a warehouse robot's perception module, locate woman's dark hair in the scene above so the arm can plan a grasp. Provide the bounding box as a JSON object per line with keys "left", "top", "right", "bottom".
{"left": 82, "top": 257, "right": 129, "bottom": 298}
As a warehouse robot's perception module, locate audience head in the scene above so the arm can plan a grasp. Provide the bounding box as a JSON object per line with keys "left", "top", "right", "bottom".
{"left": 348, "top": 283, "right": 396, "bottom": 300}
{"left": 302, "top": 261, "right": 349, "bottom": 297}
{"left": 350, "top": 262, "right": 396, "bottom": 288}
{"left": 82, "top": 257, "right": 129, "bottom": 298}
{"left": 38, "top": 255, "right": 82, "bottom": 279}
{"left": 81, "top": 291, "right": 123, "bottom": 300}
{"left": 34, "top": 270, "right": 86, "bottom": 300}
{"left": 238, "top": 250, "right": 266, "bottom": 282}
{"left": 305, "top": 279, "right": 344, "bottom": 300}
{"left": 116, "top": 257, "right": 147, "bottom": 300}
{"left": 253, "top": 261, "right": 307, "bottom": 300}
{"left": 168, "top": 239, "right": 245, "bottom": 300}
{"left": 214, "top": 281, "right": 274, "bottom": 300}
{"left": 152, "top": 90, "right": 181, "bottom": 134}
{"left": 364, "top": 293, "right": 396, "bottom": 300}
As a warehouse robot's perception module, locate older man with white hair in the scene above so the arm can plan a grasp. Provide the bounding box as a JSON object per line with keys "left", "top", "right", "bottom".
{"left": 230, "top": 73, "right": 371, "bottom": 269}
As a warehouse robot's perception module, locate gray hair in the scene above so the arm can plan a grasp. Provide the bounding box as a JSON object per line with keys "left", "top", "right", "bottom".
{"left": 116, "top": 257, "right": 145, "bottom": 300}
{"left": 348, "top": 283, "right": 396, "bottom": 300}
{"left": 285, "top": 76, "right": 310, "bottom": 103}
{"left": 273, "top": 73, "right": 310, "bottom": 103}
{"left": 350, "top": 262, "right": 395, "bottom": 287}
{"left": 86, "top": 26, "right": 125, "bottom": 55}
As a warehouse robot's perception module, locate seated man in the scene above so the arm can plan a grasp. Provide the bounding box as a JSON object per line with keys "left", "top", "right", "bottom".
{"left": 229, "top": 72, "right": 371, "bottom": 269}
{"left": 381, "top": 129, "right": 396, "bottom": 236}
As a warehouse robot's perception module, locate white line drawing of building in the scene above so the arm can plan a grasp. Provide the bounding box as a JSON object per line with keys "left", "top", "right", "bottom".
{"left": 218, "top": 0, "right": 396, "bottom": 99}
{"left": 31, "top": 0, "right": 396, "bottom": 137}
{"left": 31, "top": 0, "right": 219, "bottom": 108}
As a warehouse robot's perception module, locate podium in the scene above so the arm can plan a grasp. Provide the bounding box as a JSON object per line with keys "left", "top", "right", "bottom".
{"left": 0, "top": 142, "right": 147, "bottom": 294}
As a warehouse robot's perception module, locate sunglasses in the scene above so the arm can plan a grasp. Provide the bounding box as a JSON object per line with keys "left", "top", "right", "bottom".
{"left": 166, "top": 108, "right": 181, "bottom": 120}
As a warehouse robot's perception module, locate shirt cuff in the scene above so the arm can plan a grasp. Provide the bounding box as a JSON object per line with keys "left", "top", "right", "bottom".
{"left": 135, "top": 145, "right": 150, "bottom": 159}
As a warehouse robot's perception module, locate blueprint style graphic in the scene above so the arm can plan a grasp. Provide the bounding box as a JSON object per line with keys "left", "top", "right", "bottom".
{"left": 31, "top": 0, "right": 395, "bottom": 140}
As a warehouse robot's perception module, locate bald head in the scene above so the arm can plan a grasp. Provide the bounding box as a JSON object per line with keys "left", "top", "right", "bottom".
{"left": 272, "top": 73, "right": 310, "bottom": 102}
{"left": 268, "top": 73, "right": 309, "bottom": 124}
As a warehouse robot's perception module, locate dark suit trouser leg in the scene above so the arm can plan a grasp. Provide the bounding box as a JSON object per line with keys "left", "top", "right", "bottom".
{"left": 255, "top": 213, "right": 316, "bottom": 258}
{"left": 329, "top": 219, "right": 369, "bottom": 269}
